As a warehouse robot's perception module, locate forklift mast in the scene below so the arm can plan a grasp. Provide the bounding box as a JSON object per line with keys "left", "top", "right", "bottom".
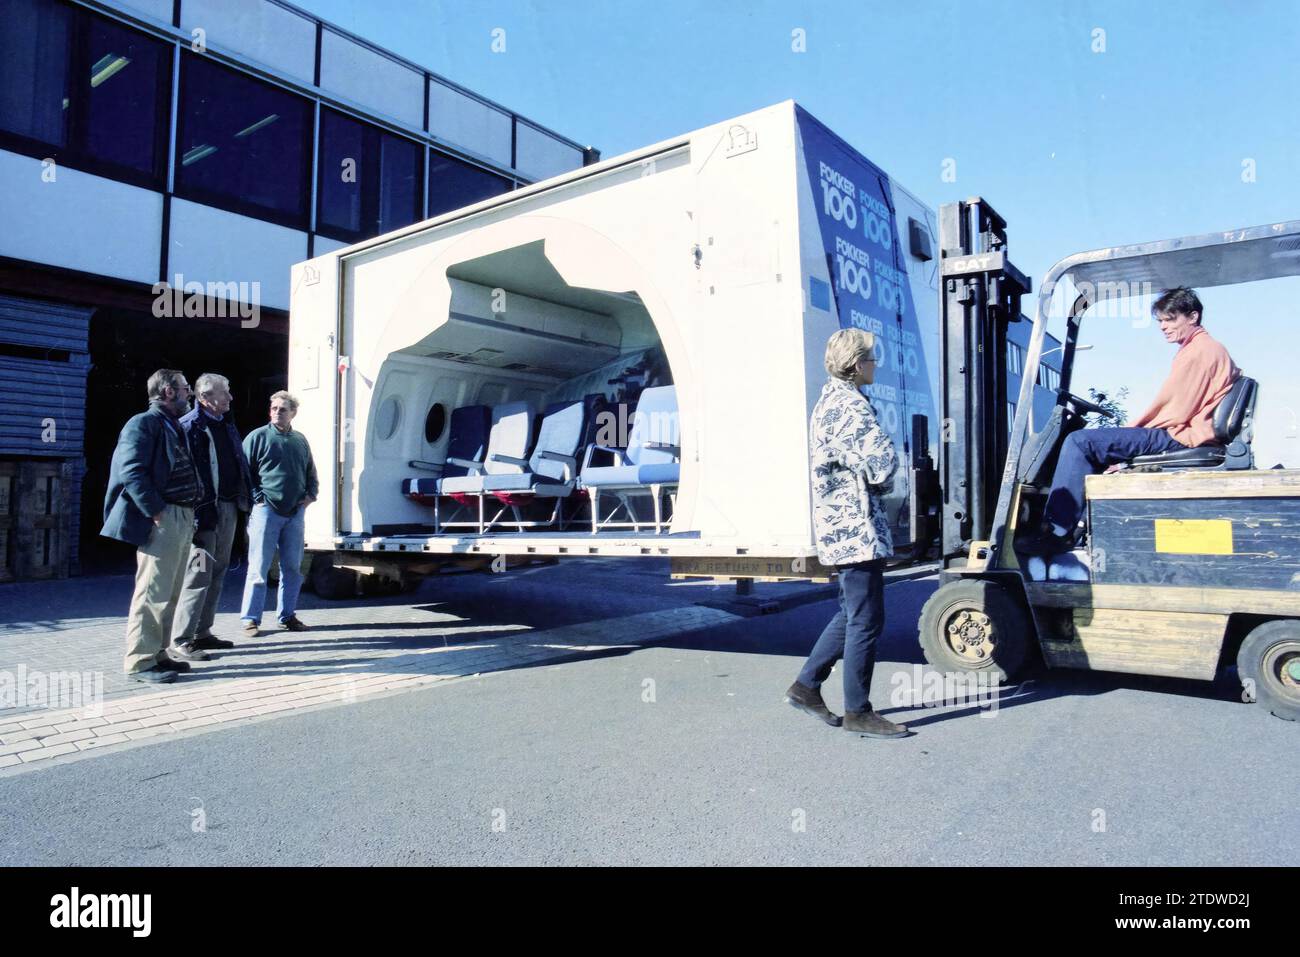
{"left": 936, "top": 198, "right": 1032, "bottom": 566}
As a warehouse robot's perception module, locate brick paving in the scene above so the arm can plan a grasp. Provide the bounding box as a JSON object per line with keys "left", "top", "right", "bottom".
{"left": 0, "top": 566, "right": 741, "bottom": 775}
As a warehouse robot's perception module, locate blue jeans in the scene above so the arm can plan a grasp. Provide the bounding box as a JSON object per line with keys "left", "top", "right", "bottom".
{"left": 240, "top": 502, "right": 306, "bottom": 624}
{"left": 797, "top": 559, "right": 886, "bottom": 714}
{"left": 1045, "top": 427, "right": 1186, "bottom": 530}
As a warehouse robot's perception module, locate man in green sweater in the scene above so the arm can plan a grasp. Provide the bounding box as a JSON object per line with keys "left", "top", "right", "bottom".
{"left": 239, "top": 391, "right": 319, "bottom": 635}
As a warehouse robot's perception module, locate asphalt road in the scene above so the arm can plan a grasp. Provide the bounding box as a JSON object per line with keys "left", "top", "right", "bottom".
{"left": 1, "top": 560, "right": 1295, "bottom": 866}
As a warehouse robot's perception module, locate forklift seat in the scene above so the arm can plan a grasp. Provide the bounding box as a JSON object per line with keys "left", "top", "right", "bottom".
{"left": 1128, "top": 375, "right": 1258, "bottom": 471}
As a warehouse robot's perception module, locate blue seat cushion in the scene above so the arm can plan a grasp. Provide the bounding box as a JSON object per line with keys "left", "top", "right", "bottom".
{"left": 581, "top": 462, "right": 679, "bottom": 488}
{"left": 636, "top": 462, "right": 680, "bottom": 485}
{"left": 404, "top": 478, "right": 441, "bottom": 496}
{"left": 580, "top": 465, "right": 640, "bottom": 488}
{"left": 480, "top": 473, "right": 536, "bottom": 492}
{"left": 438, "top": 474, "right": 486, "bottom": 494}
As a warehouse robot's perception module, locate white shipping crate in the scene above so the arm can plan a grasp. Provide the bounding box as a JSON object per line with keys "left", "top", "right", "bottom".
{"left": 289, "top": 101, "right": 944, "bottom": 561}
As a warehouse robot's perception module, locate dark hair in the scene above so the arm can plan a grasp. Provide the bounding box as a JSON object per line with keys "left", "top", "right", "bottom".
{"left": 1152, "top": 287, "right": 1203, "bottom": 324}
{"left": 147, "top": 369, "right": 186, "bottom": 402}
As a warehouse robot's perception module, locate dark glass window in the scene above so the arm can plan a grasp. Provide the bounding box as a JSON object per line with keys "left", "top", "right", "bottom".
{"left": 317, "top": 107, "right": 422, "bottom": 242}
{"left": 0, "top": 0, "right": 168, "bottom": 186}
{"left": 175, "top": 52, "right": 312, "bottom": 226}
{"left": 428, "top": 151, "right": 512, "bottom": 218}
{"left": 424, "top": 403, "right": 446, "bottom": 444}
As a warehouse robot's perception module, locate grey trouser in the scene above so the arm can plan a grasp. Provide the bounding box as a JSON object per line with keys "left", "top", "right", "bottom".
{"left": 172, "top": 500, "right": 239, "bottom": 642}
{"left": 124, "top": 504, "right": 195, "bottom": 674}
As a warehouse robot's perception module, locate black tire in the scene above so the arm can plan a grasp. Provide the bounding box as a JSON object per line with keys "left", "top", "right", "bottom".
{"left": 1236, "top": 620, "right": 1300, "bottom": 722}
{"left": 918, "top": 578, "right": 1031, "bottom": 683}
{"left": 309, "top": 553, "right": 358, "bottom": 600}
{"left": 359, "top": 573, "right": 403, "bottom": 597}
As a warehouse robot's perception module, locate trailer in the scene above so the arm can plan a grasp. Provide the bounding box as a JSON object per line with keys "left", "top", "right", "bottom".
{"left": 288, "top": 101, "right": 1055, "bottom": 588}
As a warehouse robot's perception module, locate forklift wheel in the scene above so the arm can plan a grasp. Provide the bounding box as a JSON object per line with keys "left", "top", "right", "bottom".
{"left": 918, "top": 579, "right": 1030, "bottom": 683}
{"left": 1237, "top": 620, "right": 1300, "bottom": 722}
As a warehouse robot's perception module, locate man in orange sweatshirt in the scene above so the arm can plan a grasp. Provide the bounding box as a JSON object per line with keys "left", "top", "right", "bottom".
{"left": 1036, "top": 287, "right": 1239, "bottom": 552}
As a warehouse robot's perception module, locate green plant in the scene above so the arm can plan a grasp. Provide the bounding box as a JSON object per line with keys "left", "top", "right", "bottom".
{"left": 1086, "top": 386, "right": 1129, "bottom": 427}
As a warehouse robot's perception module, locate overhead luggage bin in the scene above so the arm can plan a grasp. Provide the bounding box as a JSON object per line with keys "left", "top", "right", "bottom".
{"left": 288, "top": 100, "right": 948, "bottom": 566}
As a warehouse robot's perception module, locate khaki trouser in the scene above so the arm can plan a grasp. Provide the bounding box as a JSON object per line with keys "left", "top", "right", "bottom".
{"left": 124, "top": 504, "right": 195, "bottom": 674}
{"left": 172, "top": 500, "right": 239, "bottom": 642}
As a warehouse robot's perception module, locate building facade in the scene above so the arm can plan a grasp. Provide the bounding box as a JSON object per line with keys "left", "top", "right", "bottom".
{"left": 0, "top": 0, "right": 596, "bottom": 576}
{"left": 1007, "top": 321, "right": 1064, "bottom": 436}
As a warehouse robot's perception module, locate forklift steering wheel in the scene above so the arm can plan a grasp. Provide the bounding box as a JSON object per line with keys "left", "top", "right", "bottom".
{"left": 1058, "top": 389, "right": 1116, "bottom": 420}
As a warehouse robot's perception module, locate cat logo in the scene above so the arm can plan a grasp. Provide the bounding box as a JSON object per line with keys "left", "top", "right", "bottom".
{"left": 942, "top": 252, "right": 1006, "bottom": 276}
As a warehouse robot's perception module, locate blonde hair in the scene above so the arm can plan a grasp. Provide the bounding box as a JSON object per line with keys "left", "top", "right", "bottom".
{"left": 824, "top": 328, "right": 877, "bottom": 380}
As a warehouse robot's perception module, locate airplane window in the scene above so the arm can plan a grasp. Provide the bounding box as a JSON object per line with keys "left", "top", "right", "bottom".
{"left": 424, "top": 403, "right": 447, "bottom": 444}
{"left": 376, "top": 396, "right": 402, "bottom": 440}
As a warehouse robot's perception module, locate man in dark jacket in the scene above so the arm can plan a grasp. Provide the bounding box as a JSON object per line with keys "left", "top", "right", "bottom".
{"left": 171, "top": 372, "right": 253, "bottom": 659}
{"left": 101, "top": 370, "right": 203, "bottom": 683}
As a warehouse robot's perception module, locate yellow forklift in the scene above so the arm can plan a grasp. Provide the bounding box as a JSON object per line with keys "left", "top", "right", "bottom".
{"left": 917, "top": 200, "right": 1300, "bottom": 720}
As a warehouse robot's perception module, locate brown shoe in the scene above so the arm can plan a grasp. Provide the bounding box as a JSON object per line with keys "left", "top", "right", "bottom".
{"left": 280, "top": 616, "right": 308, "bottom": 632}
{"left": 844, "top": 710, "right": 909, "bottom": 738}
{"left": 786, "top": 682, "right": 842, "bottom": 727}
{"left": 241, "top": 620, "right": 260, "bottom": 637}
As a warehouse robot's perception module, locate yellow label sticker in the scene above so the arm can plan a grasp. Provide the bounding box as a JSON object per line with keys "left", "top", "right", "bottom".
{"left": 1153, "top": 519, "right": 1234, "bottom": 555}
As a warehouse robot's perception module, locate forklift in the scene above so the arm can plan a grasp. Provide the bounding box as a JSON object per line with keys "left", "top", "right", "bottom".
{"left": 917, "top": 199, "right": 1300, "bottom": 721}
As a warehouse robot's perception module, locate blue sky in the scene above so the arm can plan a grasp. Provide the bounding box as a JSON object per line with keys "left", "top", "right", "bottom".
{"left": 295, "top": 0, "right": 1300, "bottom": 465}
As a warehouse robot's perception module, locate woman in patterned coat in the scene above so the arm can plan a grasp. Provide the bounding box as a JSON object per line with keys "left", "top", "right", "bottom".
{"left": 786, "top": 328, "right": 908, "bottom": 738}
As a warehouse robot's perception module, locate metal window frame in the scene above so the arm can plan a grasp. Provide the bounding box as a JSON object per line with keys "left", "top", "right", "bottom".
{"left": 0, "top": 0, "right": 173, "bottom": 191}
{"left": 315, "top": 105, "right": 427, "bottom": 244}
{"left": 172, "top": 48, "right": 317, "bottom": 230}
{"left": 73, "top": 0, "right": 592, "bottom": 169}
{"left": 54, "top": 0, "right": 565, "bottom": 243}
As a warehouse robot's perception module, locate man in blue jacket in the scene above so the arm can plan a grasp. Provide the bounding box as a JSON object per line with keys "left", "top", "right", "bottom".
{"left": 101, "top": 370, "right": 204, "bottom": 683}
{"left": 171, "top": 372, "right": 253, "bottom": 659}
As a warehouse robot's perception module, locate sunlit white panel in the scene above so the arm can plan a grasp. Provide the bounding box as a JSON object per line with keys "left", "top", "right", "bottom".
{"left": 0, "top": 150, "right": 161, "bottom": 282}
{"left": 427, "top": 80, "right": 512, "bottom": 168}
{"left": 168, "top": 197, "right": 307, "bottom": 311}
{"left": 515, "top": 122, "right": 583, "bottom": 182}
{"left": 114, "top": 0, "right": 174, "bottom": 24}
{"left": 313, "top": 235, "right": 350, "bottom": 256}
{"left": 319, "top": 29, "right": 423, "bottom": 129}
{"left": 180, "top": 0, "right": 316, "bottom": 84}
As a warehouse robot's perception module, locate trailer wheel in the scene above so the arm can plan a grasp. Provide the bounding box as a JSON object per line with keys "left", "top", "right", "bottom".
{"left": 1237, "top": 620, "right": 1300, "bottom": 722}
{"left": 309, "top": 553, "right": 358, "bottom": 600}
{"left": 918, "top": 579, "right": 1030, "bottom": 682}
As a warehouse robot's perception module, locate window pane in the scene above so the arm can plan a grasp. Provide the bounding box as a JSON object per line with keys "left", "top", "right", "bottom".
{"left": 176, "top": 53, "right": 311, "bottom": 223}
{"left": 377, "top": 133, "right": 421, "bottom": 234}
{"left": 83, "top": 14, "right": 167, "bottom": 175}
{"left": 318, "top": 108, "right": 364, "bottom": 235}
{"left": 0, "top": 0, "right": 72, "bottom": 147}
{"left": 318, "top": 108, "right": 422, "bottom": 241}
{"left": 428, "top": 151, "right": 511, "bottom": 217}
